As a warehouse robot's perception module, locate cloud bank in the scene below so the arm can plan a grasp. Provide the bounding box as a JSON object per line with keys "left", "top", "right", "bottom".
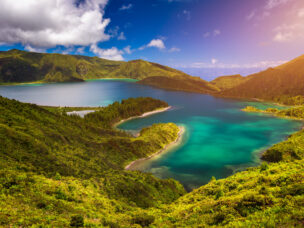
{"left": 0, "top": 0, "right": 110, "bottom": 48}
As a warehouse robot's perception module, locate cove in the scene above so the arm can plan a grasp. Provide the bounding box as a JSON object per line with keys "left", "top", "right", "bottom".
{"left": 0, "top": 79, "right": 302, "bottom": 190}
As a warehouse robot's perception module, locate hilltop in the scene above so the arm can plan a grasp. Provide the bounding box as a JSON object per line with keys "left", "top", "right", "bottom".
{"left": 0, "top": 49, "right": 189, "bottom": 83}
{"left": 210, "top": 74, "right": 248, "bottom": 90}
{"left": 138, "top": 75, "right": 220, "bottom": 94}
{"left": 215, "top": 55, "right": 304, "bottom": 104}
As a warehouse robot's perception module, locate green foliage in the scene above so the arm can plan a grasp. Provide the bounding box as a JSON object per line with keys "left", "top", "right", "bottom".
{"left": 84, "top": 97, "right": 168, "bottom": 128}
{"left": 242, "top": 106, "right": 261, "bottom": 112}
{"left": 0, "top": 96, "right": 185, "bottom": 226}
{"left": 131, "top": 213, "right": 155, "bottom": 227}
{"left": 210, "top": 74, "right": 247, "bottom": 91}
{"left": 243, "top": 104, "right": 304, "bottom": 120}
{"left": 274, "top": 95, "right": 304, "bottom": 105}
{"left": 0, "top": 49, "right": 191, "bottom": 83}
{"left": 0, "top": 94, "right": 304, "bottom": 227}
{"left": 220, "top": 54, "right": 304, "bottom": 104}
{"left": 260, "top": 162, "right": 269, "bottom": 171}
{"left": 70, "top": 215, "right": 84, "bottom": 227}
{"left": 138, "top": 76, "right": 219, "bottom": 94}
{"left": 153, "top": 160, "right": 304, "bottom": 227}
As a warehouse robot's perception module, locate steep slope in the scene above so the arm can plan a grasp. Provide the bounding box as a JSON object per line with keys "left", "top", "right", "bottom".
{"left": 210, "top": 74, "right": 248, "bottom": 90}
{"left": 219, "top": 55, "right": 304, "bottom": 104}
{"left": 109, "top": 60, "right": 189, "bottom": 79}
{"left": 0, "top": 96, "right": 180, "bottom": 175}
{"left": 138, "top": 76, "right": 219, "bottom": 94}
{"left": 0, "top": 49, "right": 190, "bottom": 83}
{"left": 276, "top": 54, "right": 304, "bottom": 75}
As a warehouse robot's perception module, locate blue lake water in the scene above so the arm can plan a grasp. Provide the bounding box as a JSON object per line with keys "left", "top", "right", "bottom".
{"left": 0, "top": 79, "right": 302, "bottom": 190}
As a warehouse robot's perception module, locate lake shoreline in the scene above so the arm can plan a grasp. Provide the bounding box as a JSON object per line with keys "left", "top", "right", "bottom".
{"left": 113, "top": 106, "right": 172, "bottom": 128}
{"left": 125, "top": 126, "right": 185, "bottom": 171}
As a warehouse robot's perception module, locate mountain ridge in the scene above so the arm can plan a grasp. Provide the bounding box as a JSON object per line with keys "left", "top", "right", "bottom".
{"left": 0, "top": 49, "right": 189, "bottom": 83}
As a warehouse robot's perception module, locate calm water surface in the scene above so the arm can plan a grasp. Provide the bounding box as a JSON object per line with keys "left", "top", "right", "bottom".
{"left": 0, "top": 79, "right": 302, "bottom": 190}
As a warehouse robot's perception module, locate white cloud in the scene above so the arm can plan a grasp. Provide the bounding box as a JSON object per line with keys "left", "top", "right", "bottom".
{"left": 265, "top": 0, "right": 290, "bottom": 10}
{"left": 246, "top": 10, "right": 256, "bottom": 20}
{"left": 118, "top": 32, "right": 126, "bottom": 40}
{"left": 181, "top": 60, "right": 287, "bottom": 69}
{"left": 168, "top": 47, "right": 180, "bottom": 52}
{"left": 90, "top": 44, "right": 124, "bottom": 61}
{"left": 273, "top": 32, "right": 293, "bottom": 42}
{"left": 123, "top": 45, "right": 132, "bottom": 54}
{"left": 0, "top": 0, "right": 110, "bottom": 48}
{"left": 273, "top": 22, "right": 304, "bottom": 42}
{"left": 119, "top": 4, "right": 133, "bottom": 11}
{"left": 298, "top": 8, "right": 304, "bottom": 17}
{"left": 213, "top": 29, "right": 221, "bottom": 36}
{"left": 138, "top": 46, "right": 146, "bottom": 51}
{"left": 147, "top": 39, "right": 166, "bottom": 49}
{"left": 211, "top": 58, "right": 218, "bottom": 64}
{"left": 247, "top": 0, "right": 291, "bottom": 21}
{"left": 203, "top": 30, "right": 221, "bottom": 38}
{"left": 24, "top": 45, "right": 45, "bottom": 53}
{"left": 61, "top": 47, "right": 74, "bottom": 55}
{"left": 76, "top": 47, "right": 85, "bottom": 54}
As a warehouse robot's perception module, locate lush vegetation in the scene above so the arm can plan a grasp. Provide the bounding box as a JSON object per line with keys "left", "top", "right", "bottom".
{"left": 153, "top": 160, "right": 304, "bottom": 227}
{"left": 242, "top": 105, "right": 304, "bottom": 120}
{"left": 242, "top": 105, "right": 304, "bottom": 163}
{"left": 138, "top": 76, "right": 219, "bottom": 94}
{"left": 0, "top": 95, "right": 304, "bottom": 226}
{"left": 218, "top": 55, "right": 304, "bottom": 104}
{"left": 0, "top": 49, "right": 189, "bottom": 83}
{"left": 84, "top": 97, "right": 168, "bottom": 128}
{"left": 0, "top": 96, "right": 187, "bottom": 226}
{"left": 210, "top": 74, "right": 247, "bottom": 90}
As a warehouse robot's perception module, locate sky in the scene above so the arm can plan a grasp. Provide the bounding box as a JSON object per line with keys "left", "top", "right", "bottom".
{"left": 0, "top": 0, "right": 304, "bottom": 80}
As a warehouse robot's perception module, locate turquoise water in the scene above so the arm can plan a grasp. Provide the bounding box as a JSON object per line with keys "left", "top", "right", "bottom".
{"left": 0, "top": 80, "right": 302, "bottom": 190}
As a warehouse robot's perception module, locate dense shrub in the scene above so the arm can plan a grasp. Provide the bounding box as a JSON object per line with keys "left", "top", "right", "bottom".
{"left": 70, "top": 215, "right": 84, "bottom": 227}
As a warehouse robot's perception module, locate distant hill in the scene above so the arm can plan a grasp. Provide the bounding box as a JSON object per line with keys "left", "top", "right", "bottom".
{"left": 216, "top": 55, "right": 304, "bottom": 104}
{"left": 210, "top": 74, "right": 248, "bottom": 90}
{"left": 0, "top": 49, "right": 189, "bottom": 83}
{"left": 137, "top": 76, "right": 220, "bottom": 94}
{"left": 109, "top": 60, "right": 189, "bottom": 80}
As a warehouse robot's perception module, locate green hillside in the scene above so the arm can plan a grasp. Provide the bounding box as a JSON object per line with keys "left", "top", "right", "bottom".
{"left": 109, "top": 60, "right": 189, "bottom": 80}
{"left": 210, "top": 74, "right": 248, "bottom": 90}
{"left": 216, "top": 55, "right": 304, "bottom": 104}
{"left": 138, "top": 76, "right": 219, "bottom": 94}
{"left": 0, "top": 49, "right": 189, "bottom": 83}
{"left": 0, "top": 95, "right": 303, "bottom": 227}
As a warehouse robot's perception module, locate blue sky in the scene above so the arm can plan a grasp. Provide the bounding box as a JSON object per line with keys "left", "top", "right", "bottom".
{"left": 0, "top": 0, "right": 304, "bottom": 79}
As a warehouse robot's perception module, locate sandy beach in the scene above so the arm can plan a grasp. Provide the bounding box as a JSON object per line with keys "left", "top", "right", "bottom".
{"left": 113, "top": 106, "right": 172, "bottom": 128}
{"left": 125, "top": 126, "right": 185, "bottom": 171}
